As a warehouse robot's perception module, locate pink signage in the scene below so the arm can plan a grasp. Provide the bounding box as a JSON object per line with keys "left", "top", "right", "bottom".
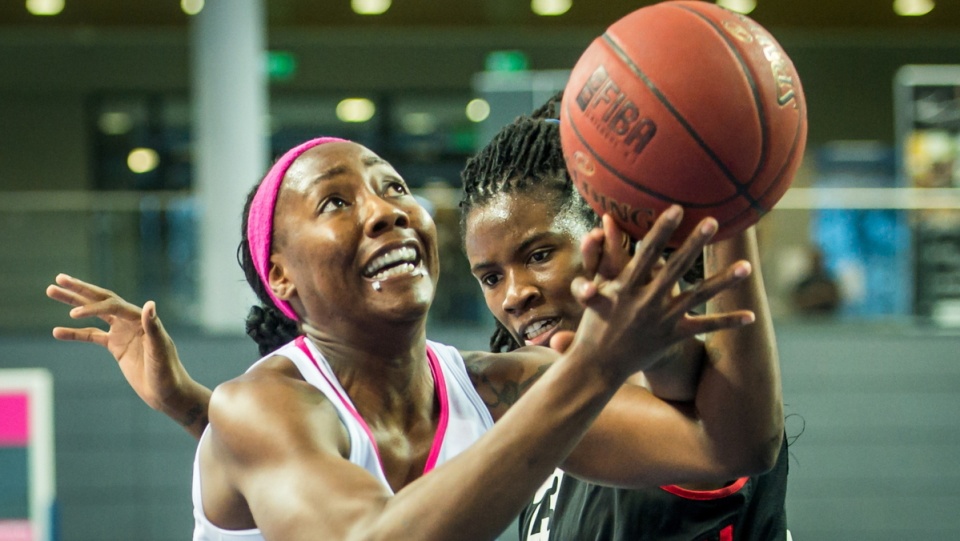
{"left": 0, "top": 394, "right": 29, "bottom": 446}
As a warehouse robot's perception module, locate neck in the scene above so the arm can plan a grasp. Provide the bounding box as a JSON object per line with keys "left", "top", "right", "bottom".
{"left": 300, "top": 318, "right": 435, "bottom": 425}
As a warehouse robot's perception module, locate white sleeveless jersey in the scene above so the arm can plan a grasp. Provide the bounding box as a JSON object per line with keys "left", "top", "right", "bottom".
{"left": 192, "top": 336, "right": 494, "bottom": 541}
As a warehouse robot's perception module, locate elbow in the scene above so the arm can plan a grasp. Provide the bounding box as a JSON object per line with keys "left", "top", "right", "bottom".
{"left": 708, "top": 422, "right": 783, "bottom": 479}
{"left": 749, "top": 430, "right": 783, "bottom": 474}
{"left": 738, "top": 407, "right": 786, "bottom": 476}
{"left": 722, "top": 429, "right": 783, "bottom": 477}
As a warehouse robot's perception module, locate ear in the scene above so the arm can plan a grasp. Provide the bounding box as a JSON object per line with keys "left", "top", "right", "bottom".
{"left": 268, "top": 255, "right": 296, "bottom": 301}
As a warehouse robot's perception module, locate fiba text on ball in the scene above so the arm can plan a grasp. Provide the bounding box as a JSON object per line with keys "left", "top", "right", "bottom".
{"left": 574, "top": 64, "right": 658, "bottom": 161}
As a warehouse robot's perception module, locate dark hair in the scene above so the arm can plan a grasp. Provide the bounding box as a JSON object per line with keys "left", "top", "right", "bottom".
{"left": 238, "top": 180, "right": 301, "bottom": 355}
{"left": 460, "top": 90, "right": 703, "bottom": 352}
{"left": 459, "top": 92, "right": 597, "bottom": 353}
{"left": 529, "top": 90, "right": 562, "bottom": 120}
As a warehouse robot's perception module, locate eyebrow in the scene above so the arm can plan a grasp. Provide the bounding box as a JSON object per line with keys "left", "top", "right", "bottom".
{"left": 309, "top": 155, "right": 390, "bottom": 184}
{"left": 313, "top": 165, "right": 348, "bottom": 182}
{"left": 470, "top": 231, "right": 554, "bottom": 274}
{"left": 363, "top": 155, "right": 387, "bottom": 167}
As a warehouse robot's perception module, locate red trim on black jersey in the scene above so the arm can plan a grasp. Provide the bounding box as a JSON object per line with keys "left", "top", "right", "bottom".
{"left": 659, "top": 477, "right": 749, "bottom": 500}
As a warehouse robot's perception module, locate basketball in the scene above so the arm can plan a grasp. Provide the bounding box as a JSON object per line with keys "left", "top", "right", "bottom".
{"left": 559, "top": 0, "right": 807, "bottom": 246}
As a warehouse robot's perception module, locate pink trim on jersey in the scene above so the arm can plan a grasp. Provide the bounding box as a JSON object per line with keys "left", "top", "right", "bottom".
{"left": 659, "top": 477, "right": 749, "bottom": 500}
{"left": 422, "top": 345, "right": 449, "bottom": 473}
{"left": 294, "top": 336, "right": 384, "bottom": 469}
{"left": 294, "top": 336, "right": 450, "bottom": 477}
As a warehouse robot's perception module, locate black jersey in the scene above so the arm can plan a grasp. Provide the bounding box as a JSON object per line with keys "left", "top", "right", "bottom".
{"left": 519, "top": 438, "right": 788, "bottom": 541}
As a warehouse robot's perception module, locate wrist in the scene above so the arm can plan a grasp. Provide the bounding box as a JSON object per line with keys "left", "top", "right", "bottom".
{"left": 159, "top": 377, "right": 210, "bottom": 429}
{"left": 642, "top": 341, "right": 684, "bottom": 375}
{"left": 565, "top": 338, "right": 632, "bottom": 390}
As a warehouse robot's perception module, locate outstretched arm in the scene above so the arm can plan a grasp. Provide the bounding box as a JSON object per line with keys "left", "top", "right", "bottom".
{"left": 46, "top": 274, "right": 212, "bottom": 439}
{"left": 208, "top": 206, "right": 721, "bottom": 541}
{"left": 213, "top": 340, "right": 629, "bottom": 541}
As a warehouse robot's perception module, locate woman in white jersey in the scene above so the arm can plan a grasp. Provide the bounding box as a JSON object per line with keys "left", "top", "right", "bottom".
{"left": 47, "top": 137, "right": 780, "bottom": 541}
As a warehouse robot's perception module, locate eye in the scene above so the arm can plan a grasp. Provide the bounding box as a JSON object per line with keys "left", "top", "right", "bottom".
{"left": 318, "top": 196, "right": 349, "bottom": 214}
{"left": 384, "top": 179, "right": 410, "bottom": 197}
{"left": 480, "top": 273, "right": 502, "bottom": 288}
{"left": 528, "top": 248, "right": 553, "bottom": 265}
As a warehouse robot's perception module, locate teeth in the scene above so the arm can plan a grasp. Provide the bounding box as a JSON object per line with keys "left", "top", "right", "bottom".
{"left": 370, "top": 262, "right": 421, "bottom": 282}
{"left": 364, "top": 246, "right": 418, "bottom": 276}
{"left": 524, "top": 319, "right": 557, "bottom": 340}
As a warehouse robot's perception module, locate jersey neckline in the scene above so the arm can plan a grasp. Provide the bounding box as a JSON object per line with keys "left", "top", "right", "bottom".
{"left": 294, "top": 336, "right": 451, "bottom": 484}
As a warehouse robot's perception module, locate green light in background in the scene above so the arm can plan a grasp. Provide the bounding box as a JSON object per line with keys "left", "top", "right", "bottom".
{"left": 451, "top": 128, "right": 477, "bottom": 152}
{"left": 484, "top": 50, "right": 530, "bottom": 73}
{"left": 266, "top": 51, "right": 298, "bottom": 82}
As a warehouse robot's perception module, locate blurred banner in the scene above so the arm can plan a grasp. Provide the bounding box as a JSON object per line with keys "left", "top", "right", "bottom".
{"left": 895, "top": 65, "right": 960, "bottom": 326}
{"left": 0, "top": 370, "right": 55, "bottom": 541}
{"left": 811, "top": 141, "right": 909, "bottom": 318}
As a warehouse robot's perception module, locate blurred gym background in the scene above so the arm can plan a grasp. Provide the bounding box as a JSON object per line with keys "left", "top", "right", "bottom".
{"left": 1, "top": 0, "right": 959, "bottom": 539}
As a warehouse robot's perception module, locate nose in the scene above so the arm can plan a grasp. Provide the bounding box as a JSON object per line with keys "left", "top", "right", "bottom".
{"left": 501, "top": 270, "right": 540, "bottom": 315}
{"left": 363, "top": 195, "right": 410, "bottom": 237}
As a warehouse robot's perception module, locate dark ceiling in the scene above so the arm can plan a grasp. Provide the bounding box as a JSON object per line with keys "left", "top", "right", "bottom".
{"left": 1, "top": 0, "right": 959, "bottom": 31}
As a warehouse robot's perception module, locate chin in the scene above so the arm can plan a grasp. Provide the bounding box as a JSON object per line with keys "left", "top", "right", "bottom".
{"left": 414, "top": 278, "right": 437, "bottom": 305}
{"left": 387, "top": 281, "right": 435, "bottom": 321}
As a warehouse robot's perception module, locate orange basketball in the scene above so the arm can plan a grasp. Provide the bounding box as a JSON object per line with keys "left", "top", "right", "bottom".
{"left": 560, "top": 0, "right": 807, "bottom": 246}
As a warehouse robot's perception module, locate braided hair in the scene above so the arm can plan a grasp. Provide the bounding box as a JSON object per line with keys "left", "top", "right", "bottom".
{"left": 460, "top": 92, "right": 597, "bottom": 353}
{"left": 238, "top": 181, "right": 301, "bottom": 355}
{"left": 460, "top": 91, "right": 703, "bottom": 353}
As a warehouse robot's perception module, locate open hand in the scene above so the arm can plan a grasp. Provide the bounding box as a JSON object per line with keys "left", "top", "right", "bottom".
{"left": 46, "top": 274, "right": 185, "bottom": 411}
{"left": 563, "top": 206, "right": 754, "bottom": 376}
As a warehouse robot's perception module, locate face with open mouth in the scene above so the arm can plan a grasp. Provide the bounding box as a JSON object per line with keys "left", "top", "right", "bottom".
{"left": 465, "top": 189, "right": 594, "bottom": 348}
{"left": 268, "top": 141, "right": 439, "bottom": 328}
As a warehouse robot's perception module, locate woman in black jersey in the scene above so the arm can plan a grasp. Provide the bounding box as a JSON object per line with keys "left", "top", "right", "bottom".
{"left": 459, "top": 95, "right": 789, "bottom": 540}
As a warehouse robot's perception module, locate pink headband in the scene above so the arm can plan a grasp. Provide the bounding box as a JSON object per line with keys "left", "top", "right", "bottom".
{"left": 247, "top": 136, "right": 348, "bottom": 320}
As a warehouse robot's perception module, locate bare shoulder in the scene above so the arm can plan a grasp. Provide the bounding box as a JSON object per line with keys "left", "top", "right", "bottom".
{"left": 207, "top": 355, "right": 348, "bottom": 462}
{"left": 199, "top": 356, "right": 361, "bottom": 535}
{"left": 459, "top": 346, "right": 559, "bottom": 421}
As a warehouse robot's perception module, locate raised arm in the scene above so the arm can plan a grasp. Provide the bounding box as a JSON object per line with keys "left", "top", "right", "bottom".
{"left": 563, "top": 224, "right": 781, "bottom": 486}
{"left": 575, "top": 213, "right": 708, "bottom": 402}
{"left": 471, "top": 217, "right": 780, "bottom": 488}
{"left": 46, "top": 274, "right": 212, "bottom": 439}
{"left": 699, "top": 226, "right": 783, "bottom": 468}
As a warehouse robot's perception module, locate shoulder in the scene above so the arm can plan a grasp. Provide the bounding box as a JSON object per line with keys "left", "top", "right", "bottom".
{"left": 458, "top": 346, "right": 559, "bottom": 420}
{"left": 207, "top": 355, "right": 348, "bottom": 463}
{"left": 459, "top": 346, "right": 555, "bottom": 384}
{"left": 211, "top": 354, "right": 314, "bottom": 413}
